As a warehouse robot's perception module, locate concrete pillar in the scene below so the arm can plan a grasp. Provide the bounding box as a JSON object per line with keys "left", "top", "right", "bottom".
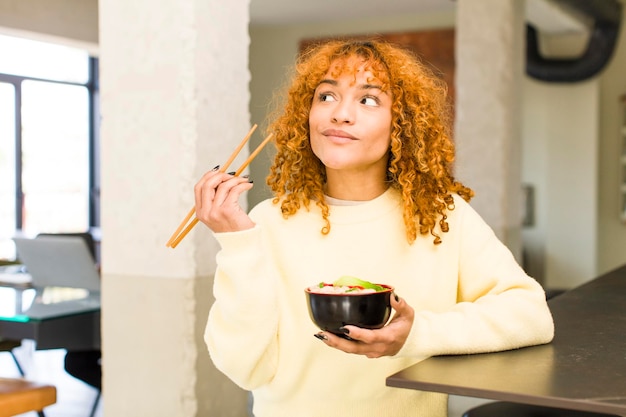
{"left": 99, "top": 0, "right": 250, "bottom": 415}
{"left": 454, "top": 0, "right": 525, "bottom": 259}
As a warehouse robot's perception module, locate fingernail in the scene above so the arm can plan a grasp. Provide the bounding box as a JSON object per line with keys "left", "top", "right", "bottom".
{"left": 338, "top": 327, "right": 350, "bottom": 335}
{"left": 227, "top": 171, "right": 236, "bottom": 175}
{"left": 394, "top": 293, "right": 399, "bottom": 302}
{"left": 212, "top": 165, "right": 220, "bottom": 171}
{"left": 314, "top": 333, "right": 328, "bottom": 341}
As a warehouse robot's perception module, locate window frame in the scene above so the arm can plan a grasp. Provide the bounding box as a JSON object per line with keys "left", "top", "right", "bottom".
{"left": 0, "top": 56, "right": 100, "bottom": 233}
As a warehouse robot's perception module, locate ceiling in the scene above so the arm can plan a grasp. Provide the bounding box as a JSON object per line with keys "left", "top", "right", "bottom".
{"left": 249, "top": 0, "right": 590, "bottom": 35}
{"left": 250, "top": 0, "right": 456, "bottom": 26}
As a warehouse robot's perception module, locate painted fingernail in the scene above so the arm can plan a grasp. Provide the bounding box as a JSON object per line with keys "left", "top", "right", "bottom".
{"left": 339, "top": 327, "right": 350, "bottom": 335}
{"left": 212, "top": 165, "right": 220, "bottom": 171}
{"left": 394, "top": 293, "right": 399, "bottom": 302}
{"left": 314, "top": 333, "right": 328, "bottom": 341}
{"left": 227, "top": 171, "right": 236, "bottom": 175}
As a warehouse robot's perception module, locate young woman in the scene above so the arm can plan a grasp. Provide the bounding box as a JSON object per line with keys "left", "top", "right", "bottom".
{"left": 195, "top": 39, "right": 554, "bottom": 417}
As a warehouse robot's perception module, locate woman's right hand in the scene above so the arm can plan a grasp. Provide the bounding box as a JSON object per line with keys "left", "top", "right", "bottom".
{"left": 194, "top": 167, "right": 255, "bottom": 233}
{"left": 314, "top": 294, "right": 415, "bottom": 358}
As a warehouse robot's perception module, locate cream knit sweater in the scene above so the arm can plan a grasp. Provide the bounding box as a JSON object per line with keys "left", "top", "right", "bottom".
{"left": 205, "top": 188, "right": 554, "bottom": 417}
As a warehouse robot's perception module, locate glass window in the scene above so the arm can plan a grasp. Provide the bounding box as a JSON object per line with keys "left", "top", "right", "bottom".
{"left": 0, "top": 35, "right": 97, "bottom": 262}
{"left": 0, "top": 82, "right": 16, "bottom": 259}
{"left": 21, "top": 80, "right": 90, "bottom": 235}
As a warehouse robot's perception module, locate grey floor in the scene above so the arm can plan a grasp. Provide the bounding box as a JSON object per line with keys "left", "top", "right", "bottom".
{"left": 448, "top": 395, "right": 493, "bottom": 417}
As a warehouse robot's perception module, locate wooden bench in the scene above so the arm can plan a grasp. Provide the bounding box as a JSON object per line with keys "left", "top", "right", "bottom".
{"left": 0, "top": 378, "right": 56, "bottom": 417}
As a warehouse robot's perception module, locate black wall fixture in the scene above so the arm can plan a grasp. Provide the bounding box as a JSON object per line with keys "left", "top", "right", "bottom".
{"left": 527, "top": 0, "right": 622, "bottom": 83}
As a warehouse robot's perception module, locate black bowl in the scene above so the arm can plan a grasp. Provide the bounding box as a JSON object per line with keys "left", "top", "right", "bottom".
{"left": 305, "top": 285, "right": 393, "bottom": 336}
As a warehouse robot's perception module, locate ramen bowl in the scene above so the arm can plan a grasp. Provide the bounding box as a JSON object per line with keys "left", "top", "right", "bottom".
{"left": 305, "top": 284, "right": 394, "bottom": 336}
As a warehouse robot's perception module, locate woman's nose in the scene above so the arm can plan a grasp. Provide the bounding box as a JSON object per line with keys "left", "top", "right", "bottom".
{"left": 331, "top": 101, "right": 355, "bottom": 124}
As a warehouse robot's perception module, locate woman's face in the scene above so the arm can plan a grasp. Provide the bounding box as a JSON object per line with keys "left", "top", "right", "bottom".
{"left": 308, "top": 58, "right": 392, "bottom": 179}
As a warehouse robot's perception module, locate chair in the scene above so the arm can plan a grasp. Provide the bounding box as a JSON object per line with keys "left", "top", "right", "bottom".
{"left": 0, "top": 340, "right": 25, "bottom": 377}
{"left": 36, "top": 232, "right": 97, "bottom": 261}
{"left": 0, "top": 377, "right": 56, "bottom": 417}
{"left": 2, "top": 258, "right": 29, "bottom": 379}
{"left": 462, "top": 401, "right": 620, "bottom": 417}
{"left": 35, "top": 233, "right": 101, "bottom": 417}
{"left": 63, "top": 350, "right": 102, "bottom": 417}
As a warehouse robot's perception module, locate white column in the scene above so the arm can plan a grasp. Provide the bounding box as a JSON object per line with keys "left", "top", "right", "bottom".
{"left": 455, "top": 0, "right": 525, "bottom": 259}
{"left": 99, "top": 0, "right": 250, "bottom": 415}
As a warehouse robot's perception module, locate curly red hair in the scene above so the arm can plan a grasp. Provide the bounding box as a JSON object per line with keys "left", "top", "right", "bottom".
{"left": 266, "top": 38, "right": 473, "bottom": 244}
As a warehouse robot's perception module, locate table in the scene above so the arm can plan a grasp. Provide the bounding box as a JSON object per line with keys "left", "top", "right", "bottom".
{"left": 386, "top": 264, "right": 626, "bottom": 416}
{"left": 0, "top": 284, "right": 100, "bottom": 351}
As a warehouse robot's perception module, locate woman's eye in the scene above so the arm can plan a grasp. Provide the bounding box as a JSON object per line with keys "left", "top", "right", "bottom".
{"left": 319, "top": 93, "right": 336, "bottom": 102}
{"left": 361, "top": 96, "right": 379, "bottom": 107}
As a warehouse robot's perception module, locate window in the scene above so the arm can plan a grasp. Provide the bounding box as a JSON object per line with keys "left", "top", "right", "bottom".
{"left": 0, "top": 35, "right": 99, "bottom": 261}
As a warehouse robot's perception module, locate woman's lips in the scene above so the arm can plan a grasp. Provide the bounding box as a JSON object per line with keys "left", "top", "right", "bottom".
{"left": 322, "top": 129, "right": 357, "bottom": 141}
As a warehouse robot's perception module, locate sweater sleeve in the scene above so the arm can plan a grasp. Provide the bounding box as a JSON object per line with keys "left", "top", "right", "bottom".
{"left": 396, "top": 198, "right": 555, "bottom": 358}
{"left": 204, "top": 225, "right": 279, "bottom": 390}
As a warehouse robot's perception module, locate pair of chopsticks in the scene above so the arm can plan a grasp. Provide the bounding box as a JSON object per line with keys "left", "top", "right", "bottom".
{"left": 166, "top": 124, "right": 273, "bottom": 248}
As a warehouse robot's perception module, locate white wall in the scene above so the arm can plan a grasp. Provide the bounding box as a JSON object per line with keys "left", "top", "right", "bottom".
{"left": 98, "top": 0, "right": 252, "bottom": 414}
{"left": 598, "top": 3, "right": 626, "bottom": 275}
{"left": 521, "top": 78, "right": 598, "bottom": 288}
{"left": 454, "top": 0, "right": 526, "bottom": 261}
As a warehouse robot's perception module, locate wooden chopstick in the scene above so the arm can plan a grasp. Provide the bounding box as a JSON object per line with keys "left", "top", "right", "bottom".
{"left": 168, "top": 133, "right": 273, "bottom": 249}
{"left": 220, "top": 124, "right": 258, "bottom": 175}
{"left": 235, "top": 133, "right": 274, "bottom": 176}
{"left": 166, "top": 129, "right": 273, "bottom": 248}
{"left": 166, "top": 124, "right": 257, "bottom": 248}
{"left": 165, "top": 207, "right": 196, "bottom": 247}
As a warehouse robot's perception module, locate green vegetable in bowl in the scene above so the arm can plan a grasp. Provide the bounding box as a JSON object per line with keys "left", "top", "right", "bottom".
{"left": 333, "top": 275, "right": 385, "bottom": 292}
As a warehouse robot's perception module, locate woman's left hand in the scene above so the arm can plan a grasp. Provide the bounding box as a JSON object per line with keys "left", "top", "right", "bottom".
{"left": 315, "top": 293, "right": 414, "bottom": 358}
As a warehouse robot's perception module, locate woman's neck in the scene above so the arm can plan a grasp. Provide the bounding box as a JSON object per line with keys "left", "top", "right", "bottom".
{"left": 324, "top": 170, "right": 388, "bottom": 201}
